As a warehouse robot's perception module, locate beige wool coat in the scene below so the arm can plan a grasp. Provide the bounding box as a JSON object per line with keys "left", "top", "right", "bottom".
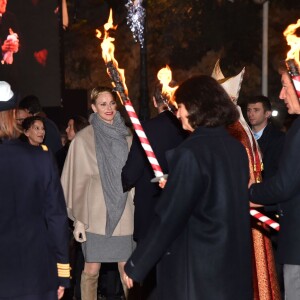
{"left": 61, "top": 125, "right": 134, "bottom": 236}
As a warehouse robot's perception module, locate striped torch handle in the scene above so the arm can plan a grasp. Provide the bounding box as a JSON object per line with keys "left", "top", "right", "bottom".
{"left": 250, "top": 209, "right": 280, "bottom": 231}
{"left": 125, "top": 100, "right": 164, "bottom": 178}
{"left": 105, "top": 60, "right": 164, "bottom": 179}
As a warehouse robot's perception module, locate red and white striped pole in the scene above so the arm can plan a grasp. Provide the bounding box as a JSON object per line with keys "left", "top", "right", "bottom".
{"left": 250, "top": 209, "right": 280, "bottom": 231}
{"left": 99, "top": 12, "right": 166, "bottom": 181}
{"left": 124, "top": 99, "right": 164, "bottom": 178}
{"left": 105, "top": 61, "right": 165, "bottom": 180}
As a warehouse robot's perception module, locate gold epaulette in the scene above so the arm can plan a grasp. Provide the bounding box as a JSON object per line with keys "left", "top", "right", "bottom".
{"left": 57, "top": 263, "right": 71, "bottom": 278}
{"left": 41, "top": 144, "right": 48, "bottom": 151}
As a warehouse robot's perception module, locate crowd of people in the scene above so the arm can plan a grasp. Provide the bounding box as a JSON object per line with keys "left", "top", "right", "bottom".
{"left": 1, "top": 55, "right": 300, "bottom": 300}
{"left": 3, "top": 0, "right": 300, "bottom": 299}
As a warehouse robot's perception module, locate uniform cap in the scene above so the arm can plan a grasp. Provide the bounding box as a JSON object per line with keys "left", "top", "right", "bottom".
{"left": 0, "top": 81, "right": 17, "bottom": 111}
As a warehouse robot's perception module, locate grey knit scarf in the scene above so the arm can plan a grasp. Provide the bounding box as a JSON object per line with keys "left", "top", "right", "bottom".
{"left": 89, "top": 112, "right": 129, "bottom": 236}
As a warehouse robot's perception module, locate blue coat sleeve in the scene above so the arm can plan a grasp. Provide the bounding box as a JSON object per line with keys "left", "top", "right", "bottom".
{"left": 122, "top": 132, "right": 148, "bottom": 191}
{"left": 250, "top": 122, "right": 300, "bottom": 205}
{"left": 44, "top": 152, "right": 70, "bottom": 287}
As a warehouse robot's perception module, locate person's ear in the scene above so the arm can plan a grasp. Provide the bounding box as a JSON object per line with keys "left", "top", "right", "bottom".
{"left": 265, "top": 111, "right": 271, "bottom": 119}
{"left": 24, "top": 130, "right": 30, "bottom": 137}
{"left": 25, "top": 109, "right": 31, "bottom": 117}
{"left": 91, "top": 104, "right": 97, "bottom": 113}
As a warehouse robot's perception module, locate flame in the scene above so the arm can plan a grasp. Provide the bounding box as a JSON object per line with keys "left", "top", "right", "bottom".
{"left": 157, "top": 65, "right": 178, "bottom": 108}
{"left": 284, "top": 19, "right": 300, "bottom": 64}
{"left": 96, "top": 29, "right": 101, "bottom": 39}
{"left": 96, "top": 9, "right": 128, "bottom": 99}
{"left": 157, "top": 65, "right": 172, "bottom": 90}
{"left": 104, "top": 8, "right": 117, "bottom": 32}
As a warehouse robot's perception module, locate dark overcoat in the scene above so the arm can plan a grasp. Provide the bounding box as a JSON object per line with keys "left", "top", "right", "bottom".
{"left": 0, "top": 139, "right": 70, "bottom": 299}
{"left": 258, "top": 123, "right": 285, "bottom": 179}
{"left": 250, "top": 116, "right": 300, "bottom": 265}
{"left": 125, "top": 126, "right": 253, "bottom": 300}
{"left": 122, "top": 110, "right": 187, "bottom": 241}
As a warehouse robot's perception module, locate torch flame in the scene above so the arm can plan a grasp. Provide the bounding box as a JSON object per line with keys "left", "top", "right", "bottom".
{"left": 104, "top": 8, "right": 117, "bottom": 32}
{"left": 96, "top": 29, "right": 101, "bottom": 39}
{"left": 157, "top": 65, "right": 172, "bottom": 91}
{"left": 157, "top": 65, "right": 178, "bottom": 108}
{"left": 284, "top": 19, "right": 300, "bottom": 64}
{"left": 96, "top": 9, "right": 128, "bottom": 101}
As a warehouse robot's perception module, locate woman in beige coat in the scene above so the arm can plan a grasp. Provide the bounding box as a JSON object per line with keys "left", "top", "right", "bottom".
{"left": 61, "top": 86, "right": 134, "bottom": 300}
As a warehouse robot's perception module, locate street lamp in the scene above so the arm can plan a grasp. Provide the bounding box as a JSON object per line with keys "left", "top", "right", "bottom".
{"left": 228, "top": 0, "right": 269, "bottom": 96}
{"left": 262, "top": 1, "right": 269, "bottom": 96}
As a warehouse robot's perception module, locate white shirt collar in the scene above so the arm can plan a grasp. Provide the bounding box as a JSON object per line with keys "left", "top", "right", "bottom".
{"left": 252, "top": 125, "right": 267, "bottom": 140}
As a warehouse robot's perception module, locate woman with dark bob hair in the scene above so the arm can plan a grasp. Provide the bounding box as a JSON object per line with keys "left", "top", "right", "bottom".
{"left": 174, "top": 75, "right": 239, "bottom": 129}
{"left": 123, "top": 75, "right": 253, "bottom": 299}
{"left": 21, "top": 115, "right": 46, "bottom": 147}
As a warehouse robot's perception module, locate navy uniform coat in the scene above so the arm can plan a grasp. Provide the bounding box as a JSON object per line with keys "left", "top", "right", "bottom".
{"left": 122, "top": 110, "right": 187, "bottom": 241}
{"left": 0, "top": 139, "right": 70, "bottom": 298}
{"left": 250, "top": 116, "right": 300, "bottom": 265}
{"left": 125, "top": 126, "right": 252, "bottom": 300}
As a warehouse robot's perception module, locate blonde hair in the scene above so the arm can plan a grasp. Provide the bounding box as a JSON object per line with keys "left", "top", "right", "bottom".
{"left": 0, "top": 110, "right": 21, "bottom": 139}
{"left": 90, "top": 86, "right": 116, "bottom": 105}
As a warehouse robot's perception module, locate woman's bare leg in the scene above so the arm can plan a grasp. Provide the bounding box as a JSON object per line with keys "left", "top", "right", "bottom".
{"left": 118, "top": 261, "right": 128, "bottom": 299}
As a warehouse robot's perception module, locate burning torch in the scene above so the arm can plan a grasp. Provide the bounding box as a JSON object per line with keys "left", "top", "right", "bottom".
{"left": 97, "top": 9, "right": 166, "bottom": 182}
{"left": 283, "top": 19, "right": 300, "bottom": 99}
{"left": 156, "top": 65, "right": 178, "bottom": 114}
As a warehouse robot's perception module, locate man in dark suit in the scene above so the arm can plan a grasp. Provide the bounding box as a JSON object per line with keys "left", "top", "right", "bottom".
{"left": 250, "top": 70, "right": 300, "bottom": 299}
{"left": 247, "top": 95, "right": 285, "bottom": 179}
{"left": 122, "top": 83, "right": 187, "bottom": 299}
{"left": 247, "top": 94, "right": 286, "bottom": 297}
